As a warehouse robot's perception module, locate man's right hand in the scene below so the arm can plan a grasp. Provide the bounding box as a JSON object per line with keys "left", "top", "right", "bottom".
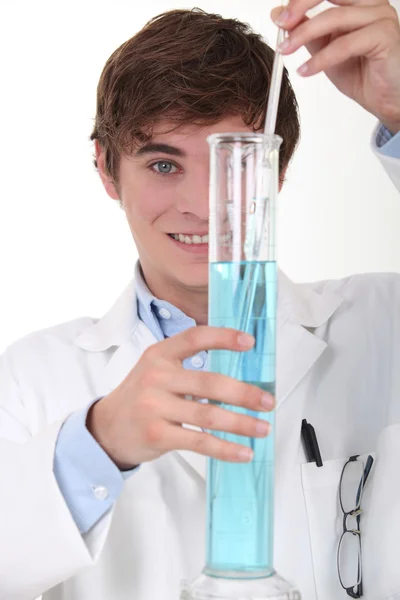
{"left": 87, "top": 326, "right": 275, "bottom": 470}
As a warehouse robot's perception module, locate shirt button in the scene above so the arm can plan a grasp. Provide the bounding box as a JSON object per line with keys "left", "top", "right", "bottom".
{"left": 159, "top": 308, "right": 171, "bottom": 319}
{"left": 191, "top": 355, "right": 204, "bottom": 369}
{"left": 92, "top": 485, "right": 109, "bottom": 501}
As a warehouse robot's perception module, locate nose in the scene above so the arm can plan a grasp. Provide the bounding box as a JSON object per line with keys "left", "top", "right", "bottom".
{"left": 175, "top": 167, "right": 209, "bottom": 221}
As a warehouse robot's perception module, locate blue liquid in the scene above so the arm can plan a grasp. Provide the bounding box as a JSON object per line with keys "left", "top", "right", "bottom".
{"left": 206, "top": 260, "right": 277, "bottom": 578}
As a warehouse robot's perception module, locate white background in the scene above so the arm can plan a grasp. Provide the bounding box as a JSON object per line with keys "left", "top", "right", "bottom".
{"left": 0, "top": 0, "right": 399, "bottom": 353}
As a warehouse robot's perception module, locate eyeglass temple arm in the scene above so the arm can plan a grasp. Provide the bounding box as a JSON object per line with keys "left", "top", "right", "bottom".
{"left": 352, "top": 455, "right": 374, "bottom": 598}
{"left": 355, "top": 454, "right": 374, "bottom": 505}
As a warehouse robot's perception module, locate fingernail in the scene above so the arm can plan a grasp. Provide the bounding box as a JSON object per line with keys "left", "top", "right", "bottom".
{"left": 237, "top": 333, "right": 255, "bottom": 348}
{"left": 297, "top": 63, "right": 309, "bottom": 75}
{"left": 237, "top": 448, "right": 254, "bottom": 462}
{"left": 256, "top": 421, "right": 270, "bottom": 435}
{"left": 275, "top": 9, "right": 291, "bottom": 25}
{"left": 261, "top": 392, "right": 274, "bottom": 409}
{"left": 278, "top": 38, "right": 291, "bottom": 52}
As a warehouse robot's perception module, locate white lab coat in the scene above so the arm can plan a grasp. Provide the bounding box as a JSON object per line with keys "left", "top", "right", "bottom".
{"left": 0, "top": 128, "right": 400, "bottom": 600}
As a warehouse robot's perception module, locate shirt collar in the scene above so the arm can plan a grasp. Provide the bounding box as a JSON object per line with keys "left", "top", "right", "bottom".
{"left": 135, "top": 262, "right": 197, "bottom": 339}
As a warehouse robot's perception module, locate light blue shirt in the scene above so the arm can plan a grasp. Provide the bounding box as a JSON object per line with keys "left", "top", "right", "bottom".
{"left": 54, "top": 124, "right": 400, "bottom": 534}
{"left": 376, "top": 124, "right": 400, "bottom": 157}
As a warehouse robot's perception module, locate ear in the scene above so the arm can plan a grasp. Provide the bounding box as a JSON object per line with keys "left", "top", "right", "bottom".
{"left": 95, "top": 140, "right": 120, "bottom": 201}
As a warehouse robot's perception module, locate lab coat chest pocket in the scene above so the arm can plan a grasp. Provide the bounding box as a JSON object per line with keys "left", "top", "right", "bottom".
{"left": 300, "top": 455, "right": 373, "bottom": 600}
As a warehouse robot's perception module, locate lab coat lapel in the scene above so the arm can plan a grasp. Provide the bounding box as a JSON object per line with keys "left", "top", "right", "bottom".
{"left": 103, "top": 323, "right": 157, "bottom": 394}
{"left": 74, "top": 279, "right": 158, "bottom": 394}
{"left": 276, "top": 317, "right": 326, "bottom": 408}
{"left": 275, "top": 272, "right": 343, "bottom": 408}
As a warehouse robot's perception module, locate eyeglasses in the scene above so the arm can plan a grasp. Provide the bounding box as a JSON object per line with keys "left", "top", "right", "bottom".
{"left": 337, "top": 454, "right": 374, "bottom": 598}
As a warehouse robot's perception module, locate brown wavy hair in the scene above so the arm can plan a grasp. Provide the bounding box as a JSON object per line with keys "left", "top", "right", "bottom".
{"left": 90, "top": 8, "right": 300, "bottom": 183}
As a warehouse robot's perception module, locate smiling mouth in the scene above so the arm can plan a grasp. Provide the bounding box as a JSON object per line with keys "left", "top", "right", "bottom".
{"left": 167, "top": 232, "right": 233, "bottom": 245}
{"left": 168, "top": 233, "right": 209, "bottom": 245}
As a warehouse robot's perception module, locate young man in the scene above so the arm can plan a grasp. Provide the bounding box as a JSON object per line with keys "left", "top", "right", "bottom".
{"left": 1, "top": 5, "right": 400, "bottom": 600}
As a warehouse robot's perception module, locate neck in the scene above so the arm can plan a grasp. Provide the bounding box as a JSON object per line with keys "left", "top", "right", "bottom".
{"left": 139, "top": 264, "right": 209, "bottom": 325}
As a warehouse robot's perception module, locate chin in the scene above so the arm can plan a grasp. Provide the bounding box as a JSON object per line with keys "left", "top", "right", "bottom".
{"left": 173, "top": 262, "right": 209, "bottom": 289}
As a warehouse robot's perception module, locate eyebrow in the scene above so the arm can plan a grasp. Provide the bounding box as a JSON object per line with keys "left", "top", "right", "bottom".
{"left": 135, "top": 143, "right": 187, "bottom": 158}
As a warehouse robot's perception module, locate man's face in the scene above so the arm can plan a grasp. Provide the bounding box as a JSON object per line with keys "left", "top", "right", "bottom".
{"left": 96, "top": 116, "right": 259, "bottom": 292}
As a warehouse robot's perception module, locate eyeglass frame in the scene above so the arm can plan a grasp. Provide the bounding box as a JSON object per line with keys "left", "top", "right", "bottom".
{"left": 337, "top": 454, "right": 374, "bottom": 598}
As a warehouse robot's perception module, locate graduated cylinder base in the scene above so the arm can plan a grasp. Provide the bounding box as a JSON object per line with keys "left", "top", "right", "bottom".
{"left": 180, "top": 572, "right": 301, "bottom": 600}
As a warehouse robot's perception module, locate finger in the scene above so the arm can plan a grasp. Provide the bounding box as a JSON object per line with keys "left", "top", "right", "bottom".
{"left": 161, "top": 395, "right": 272, "bottom": 438}
{"left": 169, "top": 370, "right": 275, "bottom": 411}
{"left": 272, "top": 11, "right": 330, "bottom": 56}
{"left": 144, "top": 325, "right": 255, "bottom": 363}
{"left": 296, "top": 19, "right": 400, "bottom": 76}
{"left": 163, "top": 423, "right": 256, "bottom": 462}
{"left": 277, "top": 5, "right": 396, "bottom": 56}
{"left": 271, "top": 0, "right": 390, "bottom": 31}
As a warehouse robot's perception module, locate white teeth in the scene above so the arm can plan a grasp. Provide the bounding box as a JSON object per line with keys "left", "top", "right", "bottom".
{"left": 170, "top": 233, "right": 209, "bottom": 244}
{"left": 169, "top": 232, "right": 230, "bottom": 245}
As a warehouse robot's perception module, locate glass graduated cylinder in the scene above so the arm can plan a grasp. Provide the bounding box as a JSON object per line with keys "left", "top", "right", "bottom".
{"left": 206, "top": 259, "right": 277, "bottom": 578}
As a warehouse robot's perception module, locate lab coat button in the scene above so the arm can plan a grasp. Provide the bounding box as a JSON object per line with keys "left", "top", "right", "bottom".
{"left": 93, "top": 485, "right": 109, "bottom": 500}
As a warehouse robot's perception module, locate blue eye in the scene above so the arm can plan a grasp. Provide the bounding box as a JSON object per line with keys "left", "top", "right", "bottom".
{"left": 151, "top": 161, "right": 179, "bottom": 174}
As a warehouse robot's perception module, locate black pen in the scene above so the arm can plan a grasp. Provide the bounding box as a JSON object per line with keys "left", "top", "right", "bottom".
{"left": 307, "top": 421, "right": 323, "bottom": 467}
{"left": 301, "top": 419, "right": 323, "bottom": 467}
{"left": 301, "top": 419, "right": 314, "bottom": 463}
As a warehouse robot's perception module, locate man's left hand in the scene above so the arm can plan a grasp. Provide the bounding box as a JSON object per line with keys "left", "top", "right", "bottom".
{"left": 271, "top": 0, "right": 400, "bottom": 133}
